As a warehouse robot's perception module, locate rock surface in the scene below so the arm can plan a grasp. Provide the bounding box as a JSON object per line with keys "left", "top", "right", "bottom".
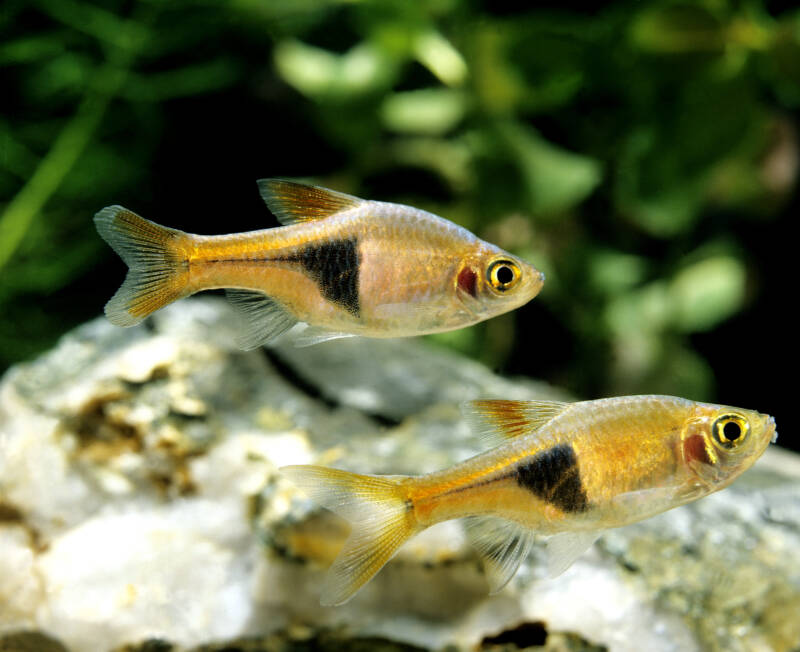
{"left": 0, "top": 297, "right": 798, "bottom": 652}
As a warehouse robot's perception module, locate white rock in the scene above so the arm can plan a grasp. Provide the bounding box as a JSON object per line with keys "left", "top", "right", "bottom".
{"left": 0, "top": 525, "right": 42, "bottom": 631}
{"left": 1, "top": 298, "right": 798, "bottom": 652}
{"left": 35, "top": 507, "right": 255, "bottom": 651}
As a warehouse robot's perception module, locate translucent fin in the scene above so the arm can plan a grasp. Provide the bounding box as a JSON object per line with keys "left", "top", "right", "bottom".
{"left": 464, "top": 515, "right": 534, "bottom": 593}
{"left": 225, "top": 290, "right": 298, "bottom": 350}
{"left": 291, "top": 325, "right": 357, "bottom": 347}
{"left": 94, "top": 206, "right": 190, "bottom": 327}
{"left": 463, "top": 399, "right": 571, "bottom": 447}
{"left": 257, "top": 179, "right": 363, "bottom": 226}
{"left": 611, "top": 486, "right": 686, "bottom": 514}
{"left": 455, "top": 287, "right": 483, "bottom": 319}
{"left": 545, "top": 531, "right": 600, "bottom": 577}
{"left": 279, "top": 465, "right": 417, "bottom": 606}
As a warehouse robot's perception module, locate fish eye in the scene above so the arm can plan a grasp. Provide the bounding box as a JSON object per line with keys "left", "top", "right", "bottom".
{"left": 711, "top": 414, "right": 750, "bottom": 450}
{"left": 487, "top": 259, "right": 521, "bottom": 293}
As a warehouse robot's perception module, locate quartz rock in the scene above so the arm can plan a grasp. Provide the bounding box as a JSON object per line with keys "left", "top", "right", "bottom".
{"left": 0, "top": 297, "right": 798, "bottom": 652}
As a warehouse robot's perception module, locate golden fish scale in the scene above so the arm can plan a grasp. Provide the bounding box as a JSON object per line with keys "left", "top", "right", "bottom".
{"left": 96, "top": 179, "right": 543, "bottom": 341}
{"left": 408, "top": 434, "right": 562, "bottom": 528}
{"left": 188, "top": 228, "right": 333, "bottom": 323}
{"left": 278, "top": 394, "right": 774, "bottom": 604}
{"left": 185, "top": 205, "right": 487, "bottom": 335}
{"left": 358, "top": 210, "right": 478, "bottom": 313}
{"left": 567, "top": 396, "right": 690, "bottom": 505}
{"left": 408, "top": 396, "right": 703, "bottom": 532}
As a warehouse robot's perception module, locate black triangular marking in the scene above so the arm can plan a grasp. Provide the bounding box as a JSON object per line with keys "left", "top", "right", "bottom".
{"left": 287, "top": 238, "right": 360, "bottom": 317}
{"left": 516, "top": 444, "right": 588, "bottom": 513}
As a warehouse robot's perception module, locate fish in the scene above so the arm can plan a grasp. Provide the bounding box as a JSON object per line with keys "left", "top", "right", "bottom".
{"left": 94, "top": 179, "right": 545, "bottom": 348}
{"left": 280, "top": 395, "right": 777, "bottom": 605}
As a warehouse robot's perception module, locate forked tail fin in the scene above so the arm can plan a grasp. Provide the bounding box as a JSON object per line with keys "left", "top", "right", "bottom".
{"left": 280, "top": 465, "right": 418, "bottom": 606}
{"left": 94, "top": 206, "right": 191, "bottom": 326}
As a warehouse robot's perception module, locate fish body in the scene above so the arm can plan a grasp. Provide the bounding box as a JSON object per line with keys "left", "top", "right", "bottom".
{"left": 94, "top": 180, "right": 544, "bottom": 347}
{"left": 282, "top": 395, "right": 776, "bottom": 605}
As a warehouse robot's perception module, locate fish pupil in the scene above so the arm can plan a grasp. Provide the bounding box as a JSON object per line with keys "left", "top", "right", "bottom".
{"left": 723, "top": 421, "right": 741, "bottom": 441}
{"left": 496, "top": 265, "right": 514, "bottom": 285}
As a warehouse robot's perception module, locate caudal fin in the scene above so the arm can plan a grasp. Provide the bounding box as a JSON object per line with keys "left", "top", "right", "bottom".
{"left": 94, "top": 206, "right": 191, "bottom": 326}
{"left": 280, "top": 465, "right": 418, "bottom": 606}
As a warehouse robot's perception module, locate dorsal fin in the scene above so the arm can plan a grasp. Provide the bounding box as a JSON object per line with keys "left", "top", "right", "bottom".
{"left": 257, "top": 179, "right": 363, "bottom": 225}
{"left": 462, "top": 399, "right": 571, "bottom": 447}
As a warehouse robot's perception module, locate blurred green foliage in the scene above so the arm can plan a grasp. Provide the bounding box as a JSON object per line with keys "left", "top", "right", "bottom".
{"left": 1, "top": 0, "right": 798, "bottom": 403}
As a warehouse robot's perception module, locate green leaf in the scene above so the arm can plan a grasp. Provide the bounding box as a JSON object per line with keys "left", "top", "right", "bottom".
{"left": 33, "top": 0, "right": 148, "bottom": 49}
{"left": 588, "top": 250, "right": 648, "bottom": 294}
{"left": 413, "top": 29, "right": 467, "bottom": 87}
{"left": 472, "top": 24, "right": 526, "bottom": 116}
{"left": 0, "top": 34, "right": 64, "bottom": 66}
{"left": 764, "top": 12, "right": 800, "bottom": 106}
{"left": 499, "top": 121, "right": 602, "bottom": 214}
{"left": 615, "top": 74, "right": 760, "bottom": 237}
{"left": 669, "top": 256, "right": 746, "bottom": 332}
{"left": 657, "top": 346, "right": 713, "bottom": 400}
{"left": 605, "top": 281, "right": 670, "bottom": 335}
{"left": 633, "top": 343, "right": 714, "bottom": 400}
{"left": 26, "top": 53, "right": 92, "bottom": 102}
{"left": 381, "top": 89, "right": 466, "bottom": 135}
{"left": 388, "top": 137, "right": 473, "bottom": 190}
{"left": 622, "top": 185, "right": 703, "bottom": 238}
{"left": 121, "top": 59, "right": 240, "bottom": 102}
{"left": 629, "top": 4, "right": 726, "bottom": 54}
{"left": 274, "top": 40, "right": 397, "bottom": 101}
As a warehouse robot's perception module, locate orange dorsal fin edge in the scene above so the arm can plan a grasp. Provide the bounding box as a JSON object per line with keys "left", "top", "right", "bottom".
{"left": 463, "top": 399, "right": 571, "bottom": 446}
{"left": 257, "top": 179, "right": 363, "bottom": 225}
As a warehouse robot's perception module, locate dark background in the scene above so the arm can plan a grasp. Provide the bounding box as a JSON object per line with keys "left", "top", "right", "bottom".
{"left": 1, "top": 1, "right": 797, "bottom": 451}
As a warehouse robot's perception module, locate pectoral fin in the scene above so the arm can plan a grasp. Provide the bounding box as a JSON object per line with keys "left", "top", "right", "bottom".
{"left": 610, "top": 486, "right": 691, "bottom": 514}
{"left": 291, "top": 326, "right": 357, "bottom": 347}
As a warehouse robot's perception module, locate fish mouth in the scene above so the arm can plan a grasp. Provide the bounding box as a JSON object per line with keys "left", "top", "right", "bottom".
{"left": 525, "top": 267, "right": 546, "bottom": 298}
{"left": 767, "top": 415, "right": 778, "bottom": 444}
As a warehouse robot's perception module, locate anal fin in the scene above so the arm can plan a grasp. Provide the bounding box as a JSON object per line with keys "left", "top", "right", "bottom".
{"left": 545, "top": 530, "right": 600, "bottom": 577}
{"left": 226, "top": 290, "right": 298, "bottom": 350}
{"left": 464, "top": 515, "right": 534, "bottom": 593}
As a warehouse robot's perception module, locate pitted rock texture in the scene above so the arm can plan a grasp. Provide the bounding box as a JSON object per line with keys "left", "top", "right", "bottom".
{"left": 1, "top": 298, "right": 798, "bottom": 652}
